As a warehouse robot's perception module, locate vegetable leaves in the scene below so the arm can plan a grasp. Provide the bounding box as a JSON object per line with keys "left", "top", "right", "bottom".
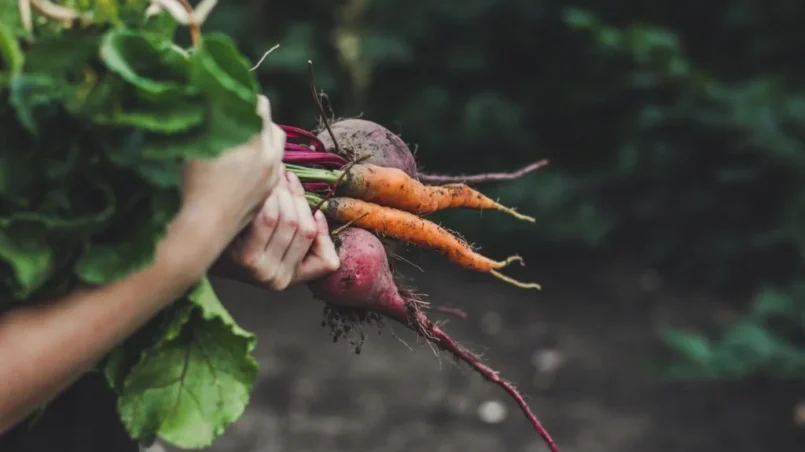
{"left": 1, "top": 6, "right": 263, "bottom": 448}
{"left": 117, "top": 278, "right": 258, "bottom": 448}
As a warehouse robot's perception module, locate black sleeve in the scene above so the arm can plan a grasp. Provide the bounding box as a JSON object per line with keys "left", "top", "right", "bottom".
{"left": 0, "top": 373, "right": 139, "bottom": 452}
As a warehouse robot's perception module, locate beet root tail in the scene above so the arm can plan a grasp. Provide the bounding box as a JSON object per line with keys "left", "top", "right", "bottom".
{"left": 410, "top": 311, "right": 559, "bottom": 452}
{"left": 418, "top": 159, "right": 549, "bottom": 185}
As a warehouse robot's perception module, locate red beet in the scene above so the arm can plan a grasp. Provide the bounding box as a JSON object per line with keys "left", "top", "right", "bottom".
{"left": 316, "top": 119, "right": 418, "bottom": 179}
{"left": 308, "top": 227, "right": 559, "bottom": 452}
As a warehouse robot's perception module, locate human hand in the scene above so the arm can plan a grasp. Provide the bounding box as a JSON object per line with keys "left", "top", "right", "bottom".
{"left": 178, "top": 95, "right": 286, "bottom": 247}
{"left": 223, "top": 168, "right": 340, "bottom": 291}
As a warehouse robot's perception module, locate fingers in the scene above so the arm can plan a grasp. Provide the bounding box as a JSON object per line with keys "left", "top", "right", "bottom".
{"left": 291, "top": 211, "right": 341, "bottom": 284}
{"left": 311, "top": 211, "right": 340, "bottom": 268}
{"left": 262, "top": 178, "right": 297, "bottom": 282}
{"left": 273, "top": 172, "right": 318, "bottom": 287}
{"left": 235, "top": 193, "right": 279, "bottom": 271}
{"left": 256, "top": 95, "right": 272, "bottom": 124}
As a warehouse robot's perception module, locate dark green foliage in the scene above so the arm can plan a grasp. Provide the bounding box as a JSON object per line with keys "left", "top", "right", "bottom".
{"left": 1, "top": 5, "right": 262, "bottom": 447}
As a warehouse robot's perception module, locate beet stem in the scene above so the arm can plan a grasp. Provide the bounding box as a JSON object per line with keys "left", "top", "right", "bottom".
{"left": 418, "top": 315, "right": 559, "bottom": 452}
{"left": 418, "top": 160, "right": 549, "bottom": 184}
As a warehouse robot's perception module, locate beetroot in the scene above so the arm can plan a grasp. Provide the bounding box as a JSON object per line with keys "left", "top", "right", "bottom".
{"left": 316, "top": 119, "right": 418, "bottom": 178}
{"left": 308, "top": 228, "right": 401, "bottom": 313}
{"left": 308, "top": 227, "right": 559, "bottom": 452}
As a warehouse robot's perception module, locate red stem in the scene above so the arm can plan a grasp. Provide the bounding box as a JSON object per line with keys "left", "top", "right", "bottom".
{"left": 432, "top": 306, "right": 468, "bottom": 319}
{"left": 283, "top": 147, "right": 347, "bottom": 168}
{"left": 416, "top": 312, "right": 559, "bottom": 452}
{"left": 279, "top": 125, "right": 326, "bottom": 152}
{"left": 418, "top": 160, "right": 549, "bottom": 185}
{"left": 302, "top": 182, "right": 332, "bottom": 192}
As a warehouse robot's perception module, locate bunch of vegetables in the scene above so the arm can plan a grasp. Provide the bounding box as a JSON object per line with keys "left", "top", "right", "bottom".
{"left": 0, "top": 1, "right": 557, "bottom": 451}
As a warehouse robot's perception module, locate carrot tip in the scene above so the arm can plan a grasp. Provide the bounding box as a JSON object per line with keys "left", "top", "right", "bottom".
{"left": 490, "top": 270, "right": 542, "bottom": 290}
{"left": 498, "top": 206, "right": 536, "bottom": 223}
{"left": 496, "top": 255, "right": 524, "bottom": 268}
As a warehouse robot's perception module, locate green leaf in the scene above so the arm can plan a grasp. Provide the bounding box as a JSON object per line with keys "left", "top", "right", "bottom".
{"left": 0, "top": 21, "right": 23, "bottom": 82}
{"left": 0, "top": 182, "right": 117, "bottom": 235}
{"left": 141, "top": 9, "right": 180, "bottom": 38}
{"left": 139, "top": 34, "right": 262, "bottom": 159}
{"left": 194, "top": 34, "right": 258, "bottom": 97}
{"left": 94, "top": 94, "right": 205, "bottom": 133}
{"left": 74, "top": 187, "right": 180, "bottom": 285}
{"left": 105, "top": 130, "right": 184, "bottom": 188}
{"left": 752, "top": 287, "right": 797, "bottom": 318}
{"left": 0, "top": 2, "right": 29, "bottom": 39}
{"left": 0, "top": 226, "right": 54, "bottom": 299}
{"left": 24, "top": 34, "right": 99, "bottom": 75}
{"left": 105, "top": 299, "right": 195, "bottom": 394}
{"left": 117, "top": 278, "right": 258, "bottom": 448}
{"left": 100, "top": 28, "right": 194, "bottom": 101}
{"left": 661, "top": 328, "right": 715, "bottom": 373}
{"left": 9, "top": 74, "right": 73, "bottom": 135}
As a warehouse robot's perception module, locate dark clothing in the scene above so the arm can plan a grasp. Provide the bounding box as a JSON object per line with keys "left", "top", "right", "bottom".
{"left": 0, "top": 373, "right": 138, "bottom": 452}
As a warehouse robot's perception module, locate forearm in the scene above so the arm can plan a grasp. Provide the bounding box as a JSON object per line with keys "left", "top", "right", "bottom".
{"left": 0, "top": 213, "right": 230, "bottom": 432}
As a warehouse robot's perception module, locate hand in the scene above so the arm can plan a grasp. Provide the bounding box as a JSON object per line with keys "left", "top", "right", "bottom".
{"left": 178, "top": 95, "right": 286, "bottom": 246}
{"left": 224, "top": 169, "right": 340, "bottom": 291}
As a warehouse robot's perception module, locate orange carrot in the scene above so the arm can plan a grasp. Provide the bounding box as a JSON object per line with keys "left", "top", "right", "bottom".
{"left": 339, "top": 164, "right": 535, "bottom": 223}
{"left": 316, "top": 196, "right": 540, "bottom": 289}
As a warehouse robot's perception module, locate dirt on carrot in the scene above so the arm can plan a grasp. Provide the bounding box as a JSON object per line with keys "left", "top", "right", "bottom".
{"left": 338, "top": 163, "right": 536, "bottom": 223}
{"left": 316, "top": 196, "right": 540, "bottom": 289}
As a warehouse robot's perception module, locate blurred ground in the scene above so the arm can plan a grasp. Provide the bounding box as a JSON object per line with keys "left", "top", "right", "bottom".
{"left": 158, "top": 252, "right": 805, "bottom": 452}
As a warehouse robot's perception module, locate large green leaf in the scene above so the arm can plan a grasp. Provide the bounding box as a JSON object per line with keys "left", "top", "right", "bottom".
{"left": 139, "top": 34, "right": 262, "bottom": 159}
{"left": 105, "top": 299, "right": 195, "bottom": 394}
{"left": 117, "top": 278, "right": 258, "bottom": 448}
{"left": 94, "top": 92, "right": 205, "bottom": 133}
{"left": 100, "top": 28, "right": 194, "bottom": 101}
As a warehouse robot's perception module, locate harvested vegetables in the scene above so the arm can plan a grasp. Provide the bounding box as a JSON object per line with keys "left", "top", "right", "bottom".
{"left": 0, "top": 1, "right": 555, "bottom": 451}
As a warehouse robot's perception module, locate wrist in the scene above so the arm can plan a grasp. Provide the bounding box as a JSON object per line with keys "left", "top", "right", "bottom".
{"left": 166, "top": 201, "right": 246, "bottom": 278}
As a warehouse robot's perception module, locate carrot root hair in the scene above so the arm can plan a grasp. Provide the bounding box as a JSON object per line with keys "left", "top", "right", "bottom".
{"left": 493, "top": 203, "right": 536, "bottom": 223}
{"left": 490, "top": 270, "right": 542, "bottom": 290}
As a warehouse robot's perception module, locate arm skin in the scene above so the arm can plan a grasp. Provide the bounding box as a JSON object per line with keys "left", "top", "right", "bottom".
{"left": 0, "top": 210, "right": 232, "bottom": 434}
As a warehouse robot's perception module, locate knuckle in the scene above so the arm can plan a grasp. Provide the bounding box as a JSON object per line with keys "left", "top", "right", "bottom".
{"left": 325, "top": 258, "right": 341, "bottom": 272}
{"left": 260, "top": 211, "right": 278, "bottom": 228}
{"left": 238, "top": 249, "right": 261, "bottom": 270}
{"left": 300, "top": 225, "right": 317, "bottom": 240}
{"left": 256, "top": 268, "right": 278, "bottom": 287}
{"left": 283, "top": 218, "right": 299, "bottom": 230}
{"left": 268, "top": 273, "right": 292, "bottom": 291}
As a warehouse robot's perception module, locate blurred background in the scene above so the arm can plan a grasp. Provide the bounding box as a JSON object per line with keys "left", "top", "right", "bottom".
{"left": 173, "top": 0, "right": 805, "bottom": 450}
